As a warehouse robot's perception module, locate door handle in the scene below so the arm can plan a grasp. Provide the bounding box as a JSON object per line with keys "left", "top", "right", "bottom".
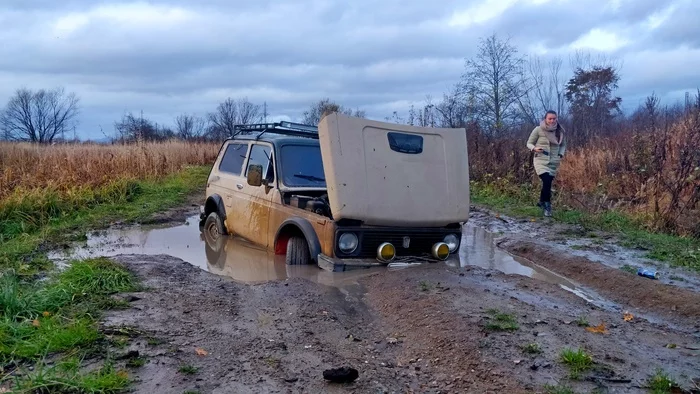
{"left": 236, "top": 184, "right": 243, "bottom": 190}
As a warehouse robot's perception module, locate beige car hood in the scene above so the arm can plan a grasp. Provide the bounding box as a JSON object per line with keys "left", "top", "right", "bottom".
{"left": 317, "top": 113, "right": 470, "bottom": 227}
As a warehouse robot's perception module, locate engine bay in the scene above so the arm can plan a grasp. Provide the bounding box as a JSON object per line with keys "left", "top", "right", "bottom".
{"left": 284, "top": 192, "right": 333, "bottom": 219}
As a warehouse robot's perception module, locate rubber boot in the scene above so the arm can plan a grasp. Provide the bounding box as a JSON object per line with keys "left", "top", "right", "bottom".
{"left": 544, "top": 202, "right": 552, "bottom": 217}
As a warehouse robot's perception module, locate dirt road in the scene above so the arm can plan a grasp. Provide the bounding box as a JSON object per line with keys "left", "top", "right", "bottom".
{"left": 50, "top": 205, "right": 700, "bottom": 393}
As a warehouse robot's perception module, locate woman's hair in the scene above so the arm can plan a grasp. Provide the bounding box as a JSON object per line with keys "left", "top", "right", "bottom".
{"left": 544, "top": 110, "right": 557, "bottom": 118}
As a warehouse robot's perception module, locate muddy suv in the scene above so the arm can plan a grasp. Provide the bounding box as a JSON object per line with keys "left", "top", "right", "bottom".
{"left": 199, "top": 113, "right": 470, "bottom": 271}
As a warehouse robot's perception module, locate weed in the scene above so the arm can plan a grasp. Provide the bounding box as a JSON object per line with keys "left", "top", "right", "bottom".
{"left": 646, "top": 368, "right": 678, "bottom": 394}
{"left": 179, "top": 364, "right": 199, "bottom": 374}
{"left": 575, "top": 316, "right": 589, "bottom": 327}
{"left": 620, "top": 264, "right": 638, "bottom": 274}
{"left": 126, "top": 357, "right": 146, "bottom": 368}
{"left": 542, "top": 384, "right": 575, "bottom": 394}
{"left": 484, "top": 309, "right": 519, "bottom": 331}
{"left": 264, "top": 356, "right": 280, "bottom": 368}
{"left": 419, "top": 281, "right": 431, "bottom": 292}
{"left": 147, "top": 337, "right": 165, "bottom": 346}
{"left": 559, "top": 347, "right": 593, "bottom": 379}
{"left": 522, "top": 343, "right": 542, "bottom": 354}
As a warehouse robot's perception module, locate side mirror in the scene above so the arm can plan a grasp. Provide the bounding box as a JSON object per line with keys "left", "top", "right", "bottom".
{"left": 247, "top": 164, "right": 263, "bottom": 187}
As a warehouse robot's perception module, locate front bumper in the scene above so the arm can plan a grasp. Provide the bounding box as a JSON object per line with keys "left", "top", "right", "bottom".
{"left": 317, "top": 254, "right": 386, "bottom": 272}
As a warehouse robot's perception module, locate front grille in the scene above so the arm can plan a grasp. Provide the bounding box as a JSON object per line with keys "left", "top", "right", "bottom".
{"left": 336, "top": 228, "right": 455, "bottom": 258}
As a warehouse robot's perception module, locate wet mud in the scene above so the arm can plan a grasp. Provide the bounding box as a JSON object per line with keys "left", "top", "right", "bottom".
{"left": 50, "top": 205, "right": 700, "bottom": 393}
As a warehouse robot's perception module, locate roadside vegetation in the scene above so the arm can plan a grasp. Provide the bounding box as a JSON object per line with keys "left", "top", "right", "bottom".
{"left": 0, "top": 140, "right": 216, "bottom": 391}
{"left": 467, "top": 100, "right": 700, "bottom": 273}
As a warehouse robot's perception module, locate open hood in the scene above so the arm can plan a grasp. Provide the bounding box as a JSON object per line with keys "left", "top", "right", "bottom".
{"left": 317, "top": 113, "right": 470, "bottom": 227}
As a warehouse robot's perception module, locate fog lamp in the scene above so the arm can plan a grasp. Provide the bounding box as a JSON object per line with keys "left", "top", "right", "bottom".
{"left": 431, "top": 242, "right": 450, "bottom": 260}
{"left": 377, "top": 242, "right": 396, "bottom": 262}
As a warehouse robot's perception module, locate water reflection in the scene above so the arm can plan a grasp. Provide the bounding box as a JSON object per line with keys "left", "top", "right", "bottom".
{"left": 49, "top": 214, "right": 381, "bottom": 287}
{"left": 453, "top": 223, "right": 610, "bottom": 305}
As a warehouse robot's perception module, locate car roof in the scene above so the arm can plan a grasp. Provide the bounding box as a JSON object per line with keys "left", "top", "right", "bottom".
{"left": 228, "top": 132, "right": 320, "bottom": 146}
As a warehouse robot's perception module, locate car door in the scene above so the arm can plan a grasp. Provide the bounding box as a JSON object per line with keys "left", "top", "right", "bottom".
{"left": 212, "top": 141, "right": 250, "bottom": 233}
{"left": 235, "top": 142, "right": 275, "bottom": 247}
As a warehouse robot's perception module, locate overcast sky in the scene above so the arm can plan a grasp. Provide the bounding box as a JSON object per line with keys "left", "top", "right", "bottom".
{"left": 1, "top": 0, "right": 698, "bottom": 140}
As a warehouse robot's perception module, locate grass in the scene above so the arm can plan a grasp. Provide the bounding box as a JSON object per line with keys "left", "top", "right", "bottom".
{"left": 484, "top": 308, "right": 519, "bottom": 332}
{"left": 542, "top": 384, "right": 576, "bottom": 394}
{"left": 0, "top": 164, "right": 211, "bottom": 273}
{"left": 9, "top": 359, "right": 130, "bottom": 393}
{"left": 1, "top": 257, "right": 140, "bottom": 390}
{"left": 179, "top": 364, "right": 199, "bottom": 375}
{"left": 646, "top": 368, "right": 679, "bottom": 394}
{"left": 521, "top": 342, "right": 542, "bottom": 355}
{"left": 575, "top": 316, "right": 589, "bottom": 327}
{"left": 470, "top": 181, "right": 700, "bottom": 272}
{"left": 0, "top": 141, "right": 215, "bottom": 392}
{"left": 559, "top": 347, "right": 593, "bottom": 380}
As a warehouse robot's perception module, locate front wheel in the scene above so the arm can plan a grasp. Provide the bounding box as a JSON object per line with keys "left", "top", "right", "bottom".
{"left": 285, "top": 236, "right": 311, "bottom": 265}
{"left": 203, "top": 212, "right": 227, "bottom": 244}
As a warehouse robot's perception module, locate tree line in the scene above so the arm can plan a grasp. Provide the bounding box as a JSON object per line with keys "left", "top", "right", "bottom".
{"left": 1, "top": 32, "right": 697, "bottom": 145}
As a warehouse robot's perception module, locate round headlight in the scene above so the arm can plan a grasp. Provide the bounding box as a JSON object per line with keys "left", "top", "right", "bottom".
{"left": 338, "top": 232, "right": 358, "bottom": 253}
{"left": 443, "top": 234, "right": 459, "bottom": 252}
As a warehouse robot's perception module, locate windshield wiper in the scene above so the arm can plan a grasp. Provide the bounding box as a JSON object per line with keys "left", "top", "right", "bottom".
{"left": 293, "top": 174, "right": 325, "bottom": 182}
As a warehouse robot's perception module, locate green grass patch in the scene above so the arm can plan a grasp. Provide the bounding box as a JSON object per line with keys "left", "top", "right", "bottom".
{"left": 470, "top": 181, "right": 700, "bottom": 272}
{"left": 521, "top": 342, "right": 542, "bottom": 355}
{"left": 484, "top": 309, "right": 519, "bottom": 332}
{"left": 9, "top": 358, "right": 130, "bottom": 393}
{"left": 542, "top": 384, "right": 576, "bottom": 394}
{"left": 646, "top": 368, "right": 679, "bottom": 394}
{"left": 178, "top": 364, "right": 199, "bottom": 375}
{"left": 0, "top": 165, "right": 210, "bottom": 272}
{"left": 0, "top": 258, "right": 139, "bottom": 366}
{"left": 559, "top": 347, "right": 593, "bottom": 379}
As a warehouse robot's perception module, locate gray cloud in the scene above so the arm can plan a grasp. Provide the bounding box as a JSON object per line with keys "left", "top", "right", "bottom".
{"left": 0, "top": 0, "right": 698, "bottom": 139}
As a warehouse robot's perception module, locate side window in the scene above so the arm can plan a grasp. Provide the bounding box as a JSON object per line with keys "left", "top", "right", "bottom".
{"left": 246, "top": 144, "right": 274, "bottom": 181}
{"left": 219, "top": 143, "right": 248, "bottom": 175}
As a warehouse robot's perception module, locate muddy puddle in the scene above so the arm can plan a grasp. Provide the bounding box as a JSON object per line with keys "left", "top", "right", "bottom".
{"left": 452, "top": 223, "right": 619, "bottom": 310}
{"left": 48, "top": 215, "right": 381, "bottom": 292}
{"left": 49, "top": 213, "right": 622, "bottom": 310}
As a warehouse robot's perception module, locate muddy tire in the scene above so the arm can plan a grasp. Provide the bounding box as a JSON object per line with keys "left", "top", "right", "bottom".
{"left": 285, "top": 236, "right": 311, "bottom": 265}
{"left": 203, "top": 212, "right": 227, "bottom": 245}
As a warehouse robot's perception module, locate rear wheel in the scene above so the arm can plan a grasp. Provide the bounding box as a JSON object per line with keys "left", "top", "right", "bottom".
{"left": 285, "top": 236, "right": 311, "bottom": 265}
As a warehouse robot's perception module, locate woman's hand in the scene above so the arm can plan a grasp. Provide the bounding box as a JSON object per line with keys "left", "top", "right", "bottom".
{"left": 533, "top": 147, "right": 544, "bottom": 152}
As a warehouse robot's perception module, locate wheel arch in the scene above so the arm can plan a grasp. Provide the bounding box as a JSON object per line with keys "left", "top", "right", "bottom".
{"left": 274, "top": 217, "right": 321, "bottom": 263}
{"left": 204, "top": 194, "right": 227, "bottom": 221}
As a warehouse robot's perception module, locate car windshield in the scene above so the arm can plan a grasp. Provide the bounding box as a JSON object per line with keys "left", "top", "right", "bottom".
{"left": 280, "top": 144, "right": 326, "bottom": 188}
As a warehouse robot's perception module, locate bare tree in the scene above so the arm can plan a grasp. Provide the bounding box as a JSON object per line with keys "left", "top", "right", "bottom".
{"left": 207, "top": 97, "right": 263, "bottom": 140}
{"left": 114, "top": 111, "right": 172, "bottom": 143}
{"left": 301, "top": 98, "right": 366, "bottom": 125}
{"left": 0, "top": 87, "right": 80, "bottom": 143}
{"left": 175, "top": 114, "right": 207, "bottom": 141}
{"left": 517, "top": 55, "right": 568, "bottom": 126}
{"left": 460, "top": 33, "right": 530, "bottom": 135}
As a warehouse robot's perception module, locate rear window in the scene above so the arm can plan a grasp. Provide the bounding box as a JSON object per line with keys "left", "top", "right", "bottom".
{"left": 388, "top": 132, "right": 423, "bottom": 154}
{"left": 219, "top": 143, "right": 248, "bottom": 175}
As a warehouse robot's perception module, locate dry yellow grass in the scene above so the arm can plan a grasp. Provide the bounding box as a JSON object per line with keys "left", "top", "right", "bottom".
{"left": 0, "top": 140, "right": 220, "bottom": 200}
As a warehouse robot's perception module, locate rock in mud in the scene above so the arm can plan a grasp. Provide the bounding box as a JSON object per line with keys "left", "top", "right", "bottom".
{"left": 323, "top": 366, "right": 359, "bottom": 383}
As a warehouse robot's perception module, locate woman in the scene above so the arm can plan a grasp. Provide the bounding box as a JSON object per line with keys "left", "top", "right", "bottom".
{"left": 526, "top": 110, "right": 566, "bottom": 217}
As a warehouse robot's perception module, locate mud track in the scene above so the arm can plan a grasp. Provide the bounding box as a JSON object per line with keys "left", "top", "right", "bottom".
{"left": 55, "top": 205, "right": 700, "bottom": 393}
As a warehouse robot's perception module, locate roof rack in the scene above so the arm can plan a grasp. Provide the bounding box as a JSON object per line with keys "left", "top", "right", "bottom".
{"left": 232, "top": 121, "right": 318, "bottom": 139}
